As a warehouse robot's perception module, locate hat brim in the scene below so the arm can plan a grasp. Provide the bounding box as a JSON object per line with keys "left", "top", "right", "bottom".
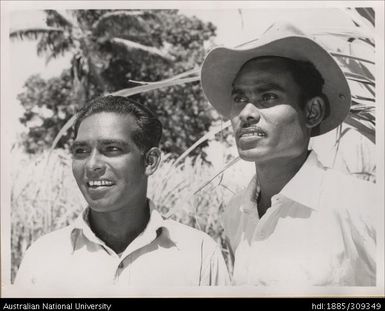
{"left": 201, "top": 36, "right": 351, "bottom": 136}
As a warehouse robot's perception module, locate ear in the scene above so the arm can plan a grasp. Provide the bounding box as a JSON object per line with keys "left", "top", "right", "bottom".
{"left": 144, "top": 147, "right": 161, "bottom": 176}
{"left": 304, "top": 96, "right": 326, "bottom": 129}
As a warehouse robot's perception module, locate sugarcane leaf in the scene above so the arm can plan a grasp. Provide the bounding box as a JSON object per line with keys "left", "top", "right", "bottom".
{"left": 50, "top": 114, "right": 78, "bottom": 152}
{"left": 192, "top": 156, "right": 241, "bottom": 196}
{"left": 128, "top": 68, "right": 199, "bottom": 85}
{"left": 344, "top": 72, "right": 375, "bottom": 85}
{"left": 111, "top": 76, "right": 200, "bottom": 97}
{"left": 355, "top": 8, "right": 375, "bottom": 26}
{"left": 330, "top": 52, "right": 374, "bottom": 65}
{"left": 173, "top": 121, "right": 232, "bottom": 168}
{"left": 312, "top": 30, "right": 374, "bottom": 47}
{"left": 343, "top": 113, "right": 375, "bottom": 143}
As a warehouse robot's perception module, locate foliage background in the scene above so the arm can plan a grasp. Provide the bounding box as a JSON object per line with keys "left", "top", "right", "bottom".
{"left": 5, "top": 6, "right": 379, "bottom": 284}
{"left": 14, "top": 10, "right": 217, "bottom": 157}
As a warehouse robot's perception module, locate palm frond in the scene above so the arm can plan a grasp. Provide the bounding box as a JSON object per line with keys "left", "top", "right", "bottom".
{"left": 92, "top": 10, "right": 144, "bottom": 29}
{"left": 45, "top": 10, "right": 75, "bottom": 29}
{"left": 110, "top": 37, "right": 175, "bottom": 62}
{"left": 10, "top": 28, "right": 64, "bottom": 40}
{"left": 344, "top": 72, "right": 375, "bottom": 86}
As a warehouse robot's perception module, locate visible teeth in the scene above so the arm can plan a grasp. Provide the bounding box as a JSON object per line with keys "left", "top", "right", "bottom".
{"left": 242, "top": 131, "right": 265, "bottom": 137}
{"left": 88, "top": 180, "right": 113, "bottom": 187}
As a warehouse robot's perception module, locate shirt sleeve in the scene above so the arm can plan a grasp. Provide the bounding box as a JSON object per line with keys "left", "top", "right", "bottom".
{"left": 13, "top": 242, "right": 39, "bottom": 287}
{"left": 333, "top": 177, "right": 377, "bottom": 286}
{"left": 223, "top": 193, "right": 243, "bottom": 253}
{"left": 347, "top": 195, "right": 377, "bottom": 286}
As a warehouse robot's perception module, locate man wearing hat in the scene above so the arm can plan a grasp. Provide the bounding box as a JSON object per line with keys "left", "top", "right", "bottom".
{"left": 201, "top": 22, "right": 376, "bottom": 286}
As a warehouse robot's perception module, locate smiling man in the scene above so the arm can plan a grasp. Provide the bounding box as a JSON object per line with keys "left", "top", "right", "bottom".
{"left": 201, "top": 22, "right": 377, "bottom": 286}
{"left": 14, "top": 96, "right": 230, "bottom": 293}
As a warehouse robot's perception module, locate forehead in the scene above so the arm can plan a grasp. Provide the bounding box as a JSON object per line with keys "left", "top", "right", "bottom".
{"left": 76, "top": 112, "right": 138, "bottom": 142}
{"left": 233, "top": 57, "right": 295, "bottom": 86}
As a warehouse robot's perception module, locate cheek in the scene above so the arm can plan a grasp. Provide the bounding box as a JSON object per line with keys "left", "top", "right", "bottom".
{"left": 268, "top": 106, "right": 306, "bottom": 134}
{"left": 72, "top": 161, "right": 83, "bottom": 183}
{"left": 266, "top": 107, "right": 309, "bottom": 147}
{"left": 112, "top": 157, "right": 145, "bottom": 184}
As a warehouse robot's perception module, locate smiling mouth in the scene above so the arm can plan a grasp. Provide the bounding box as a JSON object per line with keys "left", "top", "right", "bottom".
{"left": 238, "top": 127, "right": 266, "bottom": 138}
{"left": 87, "top": 180, "right": 115, "bottom": 188}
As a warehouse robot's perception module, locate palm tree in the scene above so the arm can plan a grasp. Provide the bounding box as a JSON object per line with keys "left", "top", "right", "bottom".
{"left": 10, "top": 10, "right": 174, "bottom": 107}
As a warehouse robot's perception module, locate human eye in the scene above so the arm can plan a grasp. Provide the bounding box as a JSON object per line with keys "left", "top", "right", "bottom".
{"left": 232, "top": 93, "right": 248, "bottom": 104}
{"left": 103, "top": 145, "right": 123, "bottom": 156}
{"left": 71, "top": 145, "right": 90, "bottom": 159}
{"left": 262, "top": 93, "right": 278, "bottom": 101}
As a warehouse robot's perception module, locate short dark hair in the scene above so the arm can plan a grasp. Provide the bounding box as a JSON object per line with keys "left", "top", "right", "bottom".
{"left": 73, "top": 96, "right": 162, "bottom": 152}
{"left": 241, "top": 56, "right": 330, "bottom": 115}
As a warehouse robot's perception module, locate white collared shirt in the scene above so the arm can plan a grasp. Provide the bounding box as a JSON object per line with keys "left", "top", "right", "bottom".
{"left": 14, "top": 200, "right": 230, "bottom": 294}
{"left": 224, "top": 151, "right": 377, "bottom": 287}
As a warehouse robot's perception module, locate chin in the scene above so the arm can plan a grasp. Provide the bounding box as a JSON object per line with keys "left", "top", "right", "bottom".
{"left": 238, "top": 149, "right": 266, "bottom": 162}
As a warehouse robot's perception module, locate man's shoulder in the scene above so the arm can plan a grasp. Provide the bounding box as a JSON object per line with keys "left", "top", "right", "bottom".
{"left": 324, "top": 167, "right": 376, "bottom": 200}
{"left": 321, "top": 167, "right": 377, "bottom": 223}
{"left": 26, "top": 225, "right": 74, "bottom": 254}
{"left": 162, "top": 218, "right": 218, "bottom": 249}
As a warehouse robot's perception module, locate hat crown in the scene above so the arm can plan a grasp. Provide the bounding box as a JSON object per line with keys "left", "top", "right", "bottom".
{"left": 241, "top": 21, "right": 307, "bottom": 50}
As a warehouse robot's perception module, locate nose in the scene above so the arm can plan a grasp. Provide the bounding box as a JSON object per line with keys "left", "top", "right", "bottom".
{"left": 238, "top": 103, "right": 261, "bottom": 125}
{"left": 85, "top": 149, "right": 105, "bottom": 177}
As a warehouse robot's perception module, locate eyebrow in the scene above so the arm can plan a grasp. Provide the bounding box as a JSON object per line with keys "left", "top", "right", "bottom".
{"left": 231, "top": 82, "right": 286, "bottom": 95}
{"left": 71, "top": 139, "right": 129, "bottom": 148}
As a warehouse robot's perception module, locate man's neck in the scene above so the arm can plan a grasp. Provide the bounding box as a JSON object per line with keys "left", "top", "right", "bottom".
{"left": 89, "top": 198, "right": 150, "bottom": 254}
{"left": 255, "top": 151, "right": 310, "bottom": 217}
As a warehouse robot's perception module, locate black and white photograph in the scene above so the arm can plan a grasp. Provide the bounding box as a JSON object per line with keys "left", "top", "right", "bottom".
{"left": 1, "top": 0, "right": 384, "bottom": 299}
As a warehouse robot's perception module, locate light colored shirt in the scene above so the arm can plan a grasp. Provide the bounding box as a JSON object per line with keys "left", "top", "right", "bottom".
{"left": 224, "top": 151, "right": 376, "bottom": 287}
{"left": 14, "top": 200, "right": 230, "bottom": 294}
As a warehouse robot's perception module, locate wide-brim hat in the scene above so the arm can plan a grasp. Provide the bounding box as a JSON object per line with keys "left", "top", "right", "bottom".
{"left": 201, "top": 22, "right": 351, "bottom": 136}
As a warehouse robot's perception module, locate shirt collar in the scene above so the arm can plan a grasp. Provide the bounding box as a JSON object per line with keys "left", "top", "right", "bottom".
{"left": 70, "top": 199, "right": 171, "bottom": 252}
{"left": 240, "top": 150, "right": 326, "bottom": 214}
{"left": 239, "top": 175, "right": 259, "bottom": 214}
{"left": 278, "top": 150, "right": 326, "bottom": 211}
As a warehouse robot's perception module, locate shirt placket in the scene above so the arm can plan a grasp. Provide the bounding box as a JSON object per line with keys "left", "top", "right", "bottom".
{"left": 252, "top": 195, "right": 282, "bottom": 240}
{"left": 94, "top": 243, "right": 130, "bottom": 284}
{"left": 113, "top": 254, "right": 131, "bottom": 284}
